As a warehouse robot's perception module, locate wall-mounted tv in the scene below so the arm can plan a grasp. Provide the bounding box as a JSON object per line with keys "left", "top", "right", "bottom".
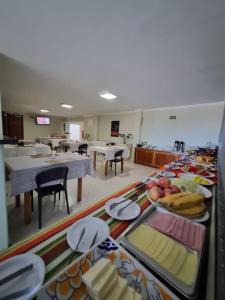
{"left": 36, "top": 116, "right": 50, "bottom": 125}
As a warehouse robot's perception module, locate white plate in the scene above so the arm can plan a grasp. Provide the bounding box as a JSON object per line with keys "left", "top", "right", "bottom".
{"left": 0, "top": 253, "right": 45, "bottom": 300}
{"left": 157, "top": 171, "right": 176, "bottom": 178}
{"left": 105, "top": 197, "right": 141, "bottom": 220}
{"left": 67, "top": 217, "right": 109, "bottom": 253}
{"left": 197, "top": 185, "right": 212, "bottom": 198}
{"left": 192, "top": 210, "right": 210, "bottom": 223}
{"left": 178, "top": 173, "right": 214, "bottom": 186}
{"left": 181, "top": 167, "right": 215, "bottom": 178}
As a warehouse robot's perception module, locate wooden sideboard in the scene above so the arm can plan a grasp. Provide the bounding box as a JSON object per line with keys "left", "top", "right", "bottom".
{"left": 134, "top": 147, "right": 180, "bottom": 168}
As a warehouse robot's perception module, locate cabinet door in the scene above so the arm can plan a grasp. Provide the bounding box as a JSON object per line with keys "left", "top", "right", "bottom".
{"left": 135, "top": 148, "right": 154, "bottom": 166}
{"left": 154, "top": 152, "right": 177, "bottom": 168}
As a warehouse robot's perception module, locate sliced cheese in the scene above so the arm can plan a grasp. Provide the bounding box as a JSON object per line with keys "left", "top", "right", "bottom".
{"left": 143, "top": 230, "right": 163, "bottom": 258}
{"left": 156, "top": 238, "right": 175, "bottom": 263}
{"left": 87, "top": 272, "right": 118, "bottom": 300}
{"left": 127, "top": 224, "right": 156, "bottom": 249}
{"left": 152, "top": 234, "right": 169, "bottom": 260}
{"left": 169, "top": 244, "right": 187, "bottom": 275}
{"left": 82, "top": 258, "right": 111, "bottom": 287}
{"left": 92, "top": 264, "right": 117, "bottom": 296}
{"left": 123, "top": 286, "right": 142, "bottom": 300}
{"left": 106, "top": 277, "right": 128, "bottom": 300}
{"left": 176, "top": 252, "right": 198, "bottom": 285}
{"left": 160, "top": 242, "right": 180, "bottom": 270}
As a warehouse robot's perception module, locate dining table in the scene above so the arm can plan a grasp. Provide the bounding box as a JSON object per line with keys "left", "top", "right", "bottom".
{"left": 4, "top": 144, "right": 51, "bottom": 158}
{"left": 5, "top": 152, "right": 95, "bottom": 225}
{"left": 88, "top": 145, "right": 130, "bottom": 176}
{"left": 60, "top": 141, "right": 94, "bottom": 152}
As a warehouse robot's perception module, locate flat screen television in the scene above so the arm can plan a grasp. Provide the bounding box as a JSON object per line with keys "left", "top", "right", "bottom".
{"left": 36, "top": 116, "right": 50, "bottom": 125}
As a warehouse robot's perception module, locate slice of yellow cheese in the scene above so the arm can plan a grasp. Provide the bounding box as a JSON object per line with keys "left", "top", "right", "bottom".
{"left": 127, "top": 224, "right": 156, "bottom": 249}
{"left": 169, "top": 244, "right": 188, "bottom": 275}
{"left": 156, "top": 238, "right": 175, "bottom": 263}
{"left": 160, "top": 242, "right": 180, "bottom": 270}
{"left": 82, "top": 258, "right": 111, "bottom": 287}
{"left": 176, "top": 252, "right": 198, "bottom": 285}
{"left": 92, "top": 264, "right": 117, "bottom": 295}
{"left": 123, "top": 286, "right": 142, "bottom": 300}
{"left": 106, "top": 277, "right": 128, "bottom": 300}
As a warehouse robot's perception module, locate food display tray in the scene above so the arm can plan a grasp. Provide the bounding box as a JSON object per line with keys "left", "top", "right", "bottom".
{"left": 119, "top": 205, "right": 206, "bottom": 299}
{"left": 37, "top": 237, "right": 179, "bottom": 300}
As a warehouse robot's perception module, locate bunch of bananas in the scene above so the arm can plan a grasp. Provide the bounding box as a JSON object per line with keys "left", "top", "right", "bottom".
{"left": 159, "top": 192, "right": 206, "bottom": 219}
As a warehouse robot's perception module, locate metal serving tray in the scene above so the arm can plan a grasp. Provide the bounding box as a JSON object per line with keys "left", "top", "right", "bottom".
{"left": 119, "top": 205, "right": 206, "bottom": 299}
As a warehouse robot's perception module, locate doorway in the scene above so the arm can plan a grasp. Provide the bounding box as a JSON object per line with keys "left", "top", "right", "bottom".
{"left": 69, "top": 123, "right": 80, "bottom": 141}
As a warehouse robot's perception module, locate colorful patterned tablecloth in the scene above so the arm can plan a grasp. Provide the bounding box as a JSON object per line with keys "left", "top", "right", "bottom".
{"left": 0, "top": 181, "right": 150, "bottom": 284}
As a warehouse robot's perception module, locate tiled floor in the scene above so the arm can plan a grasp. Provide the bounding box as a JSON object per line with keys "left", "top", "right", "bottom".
{"left": 6, "top": 159, "right": 155, "bottom": 245}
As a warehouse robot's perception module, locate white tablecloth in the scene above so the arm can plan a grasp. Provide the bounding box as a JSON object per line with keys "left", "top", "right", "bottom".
{"left": 61, "top": 141, "right": 94, "bottom": 152}
{"left": 88, "top": 145, "right": 129, "bottom": 160}
{"left": 5, "top": 153, "right": 95, "bottom": 196}
{"left": 47, "top": 139, "right": 67, "bottom": 148}
{"left": 4, "top": 144, "right": 51, "bottom": 158}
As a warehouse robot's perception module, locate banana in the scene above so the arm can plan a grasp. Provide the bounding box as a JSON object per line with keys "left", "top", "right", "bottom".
{"left": 171, "top": 193, "right": 205, "bottom": 210}
{"left": 159, "top": 192, "right": 191, "bottom": 207}
{"left": 168, "top": 203, "right": 207, "bottom": 217}
{"left": 159, "top": 192, "right": 205, "bottom": 210}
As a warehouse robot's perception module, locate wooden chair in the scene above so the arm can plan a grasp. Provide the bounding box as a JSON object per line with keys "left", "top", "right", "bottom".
{"left": 35, "top": 167, "right": 70, "bottom": 228}
{"left": 109, "top": 150, "right": 124, "bottom": 176}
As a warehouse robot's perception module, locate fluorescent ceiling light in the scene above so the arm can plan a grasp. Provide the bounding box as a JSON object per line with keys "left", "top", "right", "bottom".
{"left": 40, "top": 109, "right": 49, "bottom": 113}
{"left": 99, "top": 91, "right": 117, "bottom": 100}
{"left": 60, "top": 103, "right": 73, "bottom": 109}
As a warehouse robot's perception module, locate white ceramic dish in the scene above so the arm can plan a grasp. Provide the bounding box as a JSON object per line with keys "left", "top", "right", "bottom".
{"left": 0, "top": 253, "right": 45, "bottom": 300}
{"left": 146, "top": 191, "right": 210, "bottom": 223}
{"left": 181, "top": 167, "right": 215, "bottom": 178}
{"left": 67, "top": 217, "right": 109, "bottom": 253}
{"left": 178, "top": 173, "right": 214, "bottom": 186}
{"left": 157, "top": 170, "right": 176, "bottom": 178}
{"left": 105, "top": 197, "right": 141, "bottom": 220}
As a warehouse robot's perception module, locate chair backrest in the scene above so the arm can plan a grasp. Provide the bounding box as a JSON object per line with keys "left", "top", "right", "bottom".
{"left": 78, "top": 144, "right": 88, "bottom": 151}
{"left": 115, "top": 149, "right": 124, "bottom": 158}
{"left": 36, "top": 167, "right": 68, "bottom": 188}
{"left": 106, "top": 142, "right": 116, "bottom": 146}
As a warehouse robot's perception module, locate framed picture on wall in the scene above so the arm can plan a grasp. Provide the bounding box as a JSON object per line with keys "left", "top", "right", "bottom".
{"left": 111, "top": 120, "right": 120, "bottom": 137}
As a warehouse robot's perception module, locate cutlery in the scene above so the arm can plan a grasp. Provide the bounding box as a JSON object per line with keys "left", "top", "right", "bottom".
{"left": 0, "top": 286, "right": 34, "bottom": 300}
{"left": 117, "top": 194, "right": 139, "bottom": 216}
{"left": 109, "top": 191, "right": 140, "bottom": 210}
{"left": 74, "top": 227, "right": 86, "bottom": 252}
{"left": 0, "top": 264, "right": 33, "bottom": 287}
{"left": 89, "top": 231, "right": 98, "bottom": 248}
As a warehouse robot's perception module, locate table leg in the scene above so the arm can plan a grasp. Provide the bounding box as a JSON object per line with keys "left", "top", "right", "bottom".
{"left": 24, "top": 191, "right": 32, "bottom": 225}
{"left": 121, "top": 158, "right": 124, "bottom": 172}
{"left": 105, "top": 160, "right": 109, "bottom": 176}
{"left": 15, "top": 195, "right": 21, "bottom": 208}
{"left": 77, "top": 178, "right": 82, "bottom": 202}
{"left": 93, "top": 151, "right": 97, "bottom": 170}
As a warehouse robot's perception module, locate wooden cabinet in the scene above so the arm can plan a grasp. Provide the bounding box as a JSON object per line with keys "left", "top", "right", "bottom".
{"left": 134, "top": 147, "right": 180, "bottom": 168}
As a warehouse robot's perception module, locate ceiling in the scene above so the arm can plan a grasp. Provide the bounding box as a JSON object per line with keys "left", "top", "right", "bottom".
{"left": 0, "top": 0, "right": 225, "bottom": 117}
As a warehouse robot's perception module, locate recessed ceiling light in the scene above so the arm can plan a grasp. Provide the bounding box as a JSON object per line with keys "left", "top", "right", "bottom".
{"left": 60, "top": 103, "right": 73, "bottom": 109}
{"left": 40, "top": 109, "right": 49, "bottom": 113}
{"left": 99, "top": 91, "right": 117, "bottom": 100}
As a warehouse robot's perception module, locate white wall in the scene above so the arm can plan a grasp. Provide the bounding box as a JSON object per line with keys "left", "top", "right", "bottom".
{"left": 0, "top": 92, "right": 8, "bottom": 250}
{"left": 23, "top": 114, "right": 64, "bottom": 140}
{"left": 97, "top": 111, "right": 142, "bottom": 158}
{"left": 141, "top": 103, "right": 224, "bottom": 150}
{"left": 83, "top": 116, "right": 98, "bottom": 140}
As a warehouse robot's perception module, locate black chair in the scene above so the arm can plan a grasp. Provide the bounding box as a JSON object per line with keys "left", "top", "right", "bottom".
{"left": 106, "top": 142, "right": 116, "bottom": 146}
{"left": 109, "top": 150, "right": 124, "bottom": 176}
{"left": 35, "top": 167, "right": 70, "bottom": 228}
{"left": 75, "top": 144, "right": 88, "bottom": 156}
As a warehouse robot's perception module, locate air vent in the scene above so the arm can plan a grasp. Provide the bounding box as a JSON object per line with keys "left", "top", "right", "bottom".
{"left": 169, "top": 116, "right": 176, "bottom": 120}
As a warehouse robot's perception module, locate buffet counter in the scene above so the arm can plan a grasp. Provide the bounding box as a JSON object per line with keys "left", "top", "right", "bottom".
{"left": 134, "top": 147, "right": 180, "bottom": 167}
{"left": 0, "top": 159, "right": 216, "bottom": 300}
